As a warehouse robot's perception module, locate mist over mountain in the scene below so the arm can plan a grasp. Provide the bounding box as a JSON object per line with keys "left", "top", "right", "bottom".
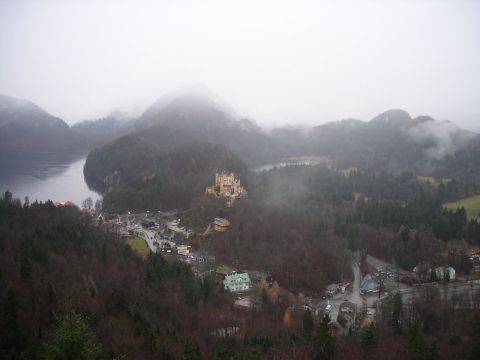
{"left": 71, "top": 111, "right": 135, "bottom": 147}
{"left": 0, "top": 94, "right": 83, "bottom": 154}
{"left": 2, "top": 88, "right": 478, "bottom": 174}
{"left": 133, "top": 88, "right": 268, "bottom": 163}
{"left": 308, "top": 109, "right": 479, "bottom": 173}
{"left": 3, "top": 1, "right": 480, "bottom": 358}
{"left": 80, "top": 89, "right": 480, "bottom": 213}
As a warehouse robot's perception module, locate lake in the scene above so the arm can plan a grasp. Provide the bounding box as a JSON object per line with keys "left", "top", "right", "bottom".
{"left": 0, "top": 153, "right": 329, "bottom": 206}
{"left": 252, "top": 156, "right": 330, "bottom": 172}
{"left": 0, "top": 152, "right": 101, "bottom": 206}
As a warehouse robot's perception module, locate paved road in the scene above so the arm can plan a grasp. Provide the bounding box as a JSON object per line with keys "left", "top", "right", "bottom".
{"left": 328, "top": 258, "right": 400, "bottom": 321}
{"left": 141, "top": 229, "right": 158, "bottom": 253}
{"left": 326, "top": 254, "right": 480, "bottom": 323}
{"left": 399, "top": 281, "right": 480, "bottom": 305}
{"left": 328, "top": 261, "right": 371, "bottom": 321}
{"left": 350, "top": 262, "right": 363, "bottom": 306}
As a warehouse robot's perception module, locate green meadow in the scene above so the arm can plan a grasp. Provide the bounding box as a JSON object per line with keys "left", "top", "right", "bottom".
{"left": 444, "top": 194, "right": 480, "bottom": 220}
{"left": 127, "top": 237, "right": 150, "bottom": 256}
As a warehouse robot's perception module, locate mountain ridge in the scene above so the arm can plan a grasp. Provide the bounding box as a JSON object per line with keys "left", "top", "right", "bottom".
{"left": 1, "top": 91, "right": 478, "bottom": 171}
{"left": 0, "top": 93, "right": 83, "bottom": 154}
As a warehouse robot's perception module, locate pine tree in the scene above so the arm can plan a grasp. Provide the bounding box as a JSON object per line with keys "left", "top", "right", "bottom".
{"left": 260, "top": 288, "right": 269, "bottom": 309}
{"left": 361, "top": 323, "right": 378, "bottom": 352}
{"left": 303, "top": 309, "right": 314, "bottom": 336}
{"left": 464, "top": 316, "right": 480, "bottom": 360}
{"left": 406, "top": 326, "right": 426, "bottom": 360}
{"left": 424, "top": 341, "right": 440, "bottom": 360}
{"left": 1, "top": 287, "right": 26, "bottom": 353}
{"left": 391, "top": 292, "right": 402, "bottom": 334}
{"left": 181, "top": 341, "right": 201, "bottom": 360}
{"left": 47, "top": 282, "right": 56, "bottom": 304}
{"left": 20, "top": 254, "right": 33, "bottom": 281}
{"left": 44, "top": 299, "right": 100, "bottom": 360}
{"left": 312, "top": 315, "right": 334, "bottom": 360}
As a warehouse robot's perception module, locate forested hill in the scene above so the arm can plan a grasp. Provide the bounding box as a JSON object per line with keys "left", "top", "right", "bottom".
{"left": 0, "top": 94, "right": 83, "bottom": 154}
{"left": 86, "top": 90, "right": 479, "bottom": 176}
{"left": 307, "top": 109, "right": 480, "bottom": 175}
{"left": 83, "top": 96, "right": 480, "bottom": 213}
{"left": 84, "top": 138, "right": 247, "bottom": 211}
{"left": 0, "top": 191, "right": 230, "bottom": 359}
{"left": 133, "top": 88, "right": 269, "bottom": 165}
{"left": 71, "top": 111, "right": 134, "bottom": 148}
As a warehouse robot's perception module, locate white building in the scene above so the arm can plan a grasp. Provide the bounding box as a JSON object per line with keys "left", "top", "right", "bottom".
{"left": 177, "top": 245, "right": 190, "bottom": 256}
{"left": 223, "top": 272, "right": 251, "bottom": 292}
{"left": 434, "top": 266, "right": 455, "bottom": 281}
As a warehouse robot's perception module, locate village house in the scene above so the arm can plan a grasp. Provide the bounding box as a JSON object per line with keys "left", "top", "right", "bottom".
{"left": 360, "top": 274, "right": 380, "bottom": 294}
{"left": 325, "top": 283, "right": 340, "bottom": 296}
{"left": 413, "top": 261, "right": 431, "bottom": 282}
{"left": 223, "top": 271, "right": 252, "bottom": 292}
{"left": 339, "top": 300, "right": 356, "bottom": 315}
{"left": 470, "top": 254, "right": 480, "bottom": 274}
{"left": 434, "top": 266, "right": 456, "bottom": 281}
{"left": 176, "top": 245, "right": 190, "bottom": 256}
{"left": 165, "top": 219, "right": 193, "bottom": 238}
{"left": 213, "top": 217, "right": 231, "bottom": 232}
{"left": 338, "top": 300, "right": 357, "bottom": 334}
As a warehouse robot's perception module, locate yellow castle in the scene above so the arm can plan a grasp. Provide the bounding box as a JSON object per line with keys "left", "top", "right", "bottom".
{"left": 206, "top": 171, "right": 246, "bottom": 206}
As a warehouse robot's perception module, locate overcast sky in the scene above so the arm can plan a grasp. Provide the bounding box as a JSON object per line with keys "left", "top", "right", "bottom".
{"left": 1, "top": 0, "right": 479, "bottom": 130}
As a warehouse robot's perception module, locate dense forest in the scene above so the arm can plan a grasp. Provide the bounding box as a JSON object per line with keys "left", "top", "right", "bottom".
{"left": 2, "top": 189, "right": 480, "bottom": 359}
{"left": 85, "top": 141, "right": 247, "bottom": 212}
{"left": 84, "top": 96, "right": 480, "bottom": 220}
{"left": 184, "top": 165, "right": 480, "bottom": 291}
{"left": 0, "top": 192, "right": 231, "bottom": 359}
{"left": 4, "top": 90, "right": 480, "bottom": 359}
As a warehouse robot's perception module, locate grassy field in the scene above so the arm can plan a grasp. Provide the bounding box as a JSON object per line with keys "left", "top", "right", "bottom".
{"left": 127, "top": 237, "right": 150, "bottom": 256}
{"left": 216, "top": 264, "right": 233, "bottom": 274}
{"left": 444, "top": 194, "right": 480, "bottom": 220}
{"left": 417, "top": 176, "right": 451, "bottom": 187}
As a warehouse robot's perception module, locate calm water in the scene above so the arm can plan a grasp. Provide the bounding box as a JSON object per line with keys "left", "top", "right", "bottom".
{"left": 252, "top": 159, "right": 326, "bottom": 172}
{"left": 0, "top": 152, "right": 101, "bottom": 206}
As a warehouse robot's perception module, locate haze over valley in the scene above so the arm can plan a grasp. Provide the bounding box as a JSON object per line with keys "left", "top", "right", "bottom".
{"left": 1, "top": 1, "right": 480, "bottom": 359}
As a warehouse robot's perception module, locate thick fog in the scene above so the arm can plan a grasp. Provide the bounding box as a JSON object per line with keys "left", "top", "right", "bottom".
{"left": 0, "top": 0, "right": 479, "bottom": 130}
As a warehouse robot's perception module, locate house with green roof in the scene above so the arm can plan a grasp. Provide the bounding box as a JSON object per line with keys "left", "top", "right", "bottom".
{"left": 360, "top": 274, "right": 379, "bottom": 295}
{"left": 223, "top": 271, "right": 251, "bottom": 292}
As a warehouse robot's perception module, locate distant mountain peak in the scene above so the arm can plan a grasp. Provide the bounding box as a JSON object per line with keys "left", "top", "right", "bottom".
{"left": 413, "top": 115, "right": 435, "bottom": 124}
{"left": 0, "top": 93, "right": 82, "bottom": 154}
{"left": 134, "top": 86, "right": 266, "bottom": 140}
{"left": 0, "top": 93, "right": 46, "bottom": 117}
{"left": 140, "top": 85, "right": 238, "bottom": 123}
{"left": 370, "top": 109, "right": 412, "bottom": 127}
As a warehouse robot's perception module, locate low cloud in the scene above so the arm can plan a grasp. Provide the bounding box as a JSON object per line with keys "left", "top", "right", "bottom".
{"left": 408, "top": 120, "right": 476, "bottom": 160}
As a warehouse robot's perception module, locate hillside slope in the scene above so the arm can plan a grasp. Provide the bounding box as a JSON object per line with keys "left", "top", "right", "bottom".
{"left": 71, "top": 111, "right": 134, "bottom": 147}
{"left": 85, "top": 138, "right": 247, "bottom": 211}
{"left": 0, "top": 94, "right": 83, "bottom": 154}
{"left": 308, "top": 109, "right": 479, "bottom": 175}
{"left": 134, "top": 88, "right": 268, "bottom": 164}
